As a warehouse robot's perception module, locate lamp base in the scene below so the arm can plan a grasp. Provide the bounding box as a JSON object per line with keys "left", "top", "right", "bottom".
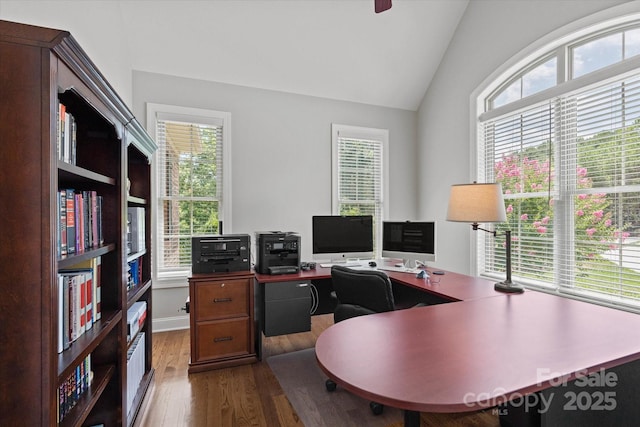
{"left": 494, "top": 280, "right": 524, "bottom": 294}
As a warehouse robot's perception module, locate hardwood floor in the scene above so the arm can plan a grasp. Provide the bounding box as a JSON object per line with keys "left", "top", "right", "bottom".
{"left": 135, "top": 314, "right": 499, "bottom": 427}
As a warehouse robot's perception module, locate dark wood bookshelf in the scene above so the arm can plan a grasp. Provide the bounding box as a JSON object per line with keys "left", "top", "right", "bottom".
{"left": 0, "top": 19, "right": 156, "bottom": 426}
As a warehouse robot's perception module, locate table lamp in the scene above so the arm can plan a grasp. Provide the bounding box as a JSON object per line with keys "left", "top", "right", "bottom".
{"left": 446, "top": 182, "right": 524, "bottom": 293}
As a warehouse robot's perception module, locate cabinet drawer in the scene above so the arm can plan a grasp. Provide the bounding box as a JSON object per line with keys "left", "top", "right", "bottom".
{"left": 265, "top": 280, "right": 311, "bottom": 301}
{"left": 195, "top": 278, "right": 250, "bottom": 320}
{"left": 195, "top": 318, "right": 250, "bottom": 361}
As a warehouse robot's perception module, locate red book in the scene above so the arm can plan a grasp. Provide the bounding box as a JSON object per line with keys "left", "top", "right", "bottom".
{"left": 79, "top": 273, "right": 86, "bottom": 333}
{"left": 84, "top": 271, "right": 93, "bottom": 330}
{"left": 91, "top": 191, "right": 98, "bottom": 248}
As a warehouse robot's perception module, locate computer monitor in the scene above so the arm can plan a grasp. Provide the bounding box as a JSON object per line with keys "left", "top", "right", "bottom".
{"left": 312, "top": 215, "right": 374, "bottom": 261}
{"left": 382, "top": 221, "right": 436, "bottom": 264}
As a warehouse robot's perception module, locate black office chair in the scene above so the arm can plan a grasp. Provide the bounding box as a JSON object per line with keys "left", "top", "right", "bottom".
{"left": 324, "top": 265, "right": 400, "bottom": 415}
{"left": 331, "top": 265, "right": 396, "bottom": 322}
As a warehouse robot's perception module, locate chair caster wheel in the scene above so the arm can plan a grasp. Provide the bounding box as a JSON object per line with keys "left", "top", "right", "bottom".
{"left": 325, "top": 379, "right": 337, "bottom": 392}
{"left": 370, "top": 401, "right": 384, "bottom": 415}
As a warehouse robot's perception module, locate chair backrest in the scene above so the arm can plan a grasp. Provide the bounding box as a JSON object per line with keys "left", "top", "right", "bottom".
{"left": 330, "top": 265, "right": 395, "bottom": 322}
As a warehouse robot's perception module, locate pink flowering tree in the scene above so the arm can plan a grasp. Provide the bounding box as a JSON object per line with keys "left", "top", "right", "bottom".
{"left": 494, "top": 153, "right": 623, "bottom": 275}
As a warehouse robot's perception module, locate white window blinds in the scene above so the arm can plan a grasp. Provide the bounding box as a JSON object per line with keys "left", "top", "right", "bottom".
{"left": 333, "top": 125, "right": 387, "bottom": 255}
{"left": 336, "top": 136, "right": 383, "bottom": 217}
{"left": 480, "top": 73, "right": 640, "bottom": 309}
{"left": 156, "top": 117, "right": 224, "bottom": 272}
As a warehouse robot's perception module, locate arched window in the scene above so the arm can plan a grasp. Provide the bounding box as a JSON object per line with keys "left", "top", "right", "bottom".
{"left": 476, "top": 13, "right": 640, "bottom": 311}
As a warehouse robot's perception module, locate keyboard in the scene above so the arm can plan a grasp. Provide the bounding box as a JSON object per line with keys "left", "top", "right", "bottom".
{"left": 319, "top": 261, "right": 364, "bottom": 268}
{"left": 377, "top": 265, "right": 424, "bottom": 274}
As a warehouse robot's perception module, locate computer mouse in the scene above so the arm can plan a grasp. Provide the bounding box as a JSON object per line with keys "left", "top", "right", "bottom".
{"left": 369, "top": 261, "right": 377, "bottom": 267}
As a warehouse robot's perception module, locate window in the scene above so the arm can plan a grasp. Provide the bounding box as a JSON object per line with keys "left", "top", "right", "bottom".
{"left": 571, "top": 27, "right": 640, "bottom": 78}
{"left": 332, "top": 124, "right": 389, "bottom": 255}
{"left": 491, "top": 56, "right": 558, "bottom": 108}
{"left": 478, "top": 20, "right": 640, "bottom": 311}
{"left": 147, "top": 104, "right": 231, "bottom": 282}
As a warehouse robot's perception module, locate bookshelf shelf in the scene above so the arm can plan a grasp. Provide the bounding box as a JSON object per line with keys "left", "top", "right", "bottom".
{"left": 58, "top": 364, "right": 116, "bottom": 427}
{"left": 127, "top": 279, "right": 153, "bottom": 309}
{"left": 127, "top": 249, "right": 147, "bottom": 263}
{"left": 58, "top": 243, "right": 115, "bottom": 268}
{"left": 127, "top": 195, "right": 147, "bottom": 206}
{"left": 58, "top": 161, "right": 117, "bottom": 186}
{"left": 0, "top": 19, "right": 156, "bottom": 426}
{"left": 57, "top": 310, "right": 121, "bottom": 379}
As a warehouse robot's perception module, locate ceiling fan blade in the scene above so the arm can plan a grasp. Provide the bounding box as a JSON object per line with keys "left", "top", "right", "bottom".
{"left": 375, "top": 0, "right": 392, "bottom": 13}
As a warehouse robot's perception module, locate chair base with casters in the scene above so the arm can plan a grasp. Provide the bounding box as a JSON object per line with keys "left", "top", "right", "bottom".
{"left": 325, "top": 379, "right": 384, "bottom": 415}
{"left": 323, "top": 265, "right": 406, "bottom": 416}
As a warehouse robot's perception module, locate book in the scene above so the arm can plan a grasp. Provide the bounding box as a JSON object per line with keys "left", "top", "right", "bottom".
{"left": 65, "top": 189, "right": 75, "bottom": 254}
{"left": 57, "top": 275, "right": 64, "bottom": 354}
{"left": 70, "top": 115, "right": 77, "bottom": 165}
{"left": 59, "top": 190, "right": 67, "bottom": 256}
{"left": 95, "top": 256, "right": 101, "bottom": 320}
{"left": 75, "top": 192, "right": 84, "bottom": 253}
{"left": 58, "top": 103, "right": 66, "bottom": 162}
{"left": 91, "top": 190, "right": 98, "bottom": 248}
{"left": 63, "top": 110, "right": 70, "bottom": 163}
{"left": 127, "top": 207, "right": 145, "bottom": 254}
{"left": 84, "top": 270, "right": 93, "bottom": 330}
{"left": 83, "top": 190, "right": 91, "bottom": 249}
{"left": 62, "top": 275, "right": 70, "bottom": 351}
{"left": 97, "top": 195, "right": 103, "bottom": 245}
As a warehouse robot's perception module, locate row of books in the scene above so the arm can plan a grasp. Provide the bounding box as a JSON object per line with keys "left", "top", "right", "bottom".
{"left": 127, "top": 207, "right": 146, "bottom": 255}
{"left": 58, "top": 354, "right": 93, "bottom": 423}
{"left": 127, "top": 301, "right": 147, "bottom": 344}
{"left": 57, "top": 102, "right": 77, "bottom": 164}
{"left": 127, "top": 257, "right": 143, "bottom": 292}
{"left": 57, "top": 257, "right": 102, "bottom": 354}
{"left": 57, "top": 189, "right": 104, "bottom": 257}
{"left": 126, "top": 332, "right": 146, "bottom": 418}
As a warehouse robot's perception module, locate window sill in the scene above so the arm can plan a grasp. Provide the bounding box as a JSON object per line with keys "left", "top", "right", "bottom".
{"left": 153, "top": 273, "right": 189, "bottom": 289}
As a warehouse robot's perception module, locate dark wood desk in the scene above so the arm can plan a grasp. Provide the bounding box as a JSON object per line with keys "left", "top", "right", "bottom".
{"left": 254, "top": 266, "right": 501, "bottom": 359}
{"left": 315, "top": 288, "right": 640, "bottom": 426}
{"left": 255, "top": 265, "right": 501, "bottom": 302}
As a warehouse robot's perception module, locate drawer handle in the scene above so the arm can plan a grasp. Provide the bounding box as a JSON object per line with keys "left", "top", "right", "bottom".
{"left": 214, "top": 336, "right": 233, "bottom": 342}
{"left": 214, "top": 298, "right": 232, "bottom": 303}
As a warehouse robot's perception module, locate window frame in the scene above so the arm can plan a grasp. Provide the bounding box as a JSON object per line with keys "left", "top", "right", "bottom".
{"left": 331, "top": 123, "right": 389, "bottom": 257}
{"left": 473, "top": 7, "right": 640, "bottom": 313}
{"left": 147, "top": 103, "right": 232, "bottom": 288}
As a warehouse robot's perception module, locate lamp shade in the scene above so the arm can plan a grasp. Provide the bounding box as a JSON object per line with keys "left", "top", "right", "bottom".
{"left": 446, "top": 183, "right": 507, "bottom": 223}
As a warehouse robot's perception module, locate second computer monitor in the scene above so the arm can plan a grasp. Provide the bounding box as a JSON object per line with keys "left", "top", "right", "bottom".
{"left": 382, "top": 221, "right": 436, "bottom": 264}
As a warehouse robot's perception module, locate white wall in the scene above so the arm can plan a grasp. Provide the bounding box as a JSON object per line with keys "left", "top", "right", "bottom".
{"left": 132, "top": 71, "right": 418, "bottom": 328}
{"left": 0, "top": 0, "right": 133, "bottom": 106}
{"left": 417, "top": 0, "right": 631, "bottom": 275}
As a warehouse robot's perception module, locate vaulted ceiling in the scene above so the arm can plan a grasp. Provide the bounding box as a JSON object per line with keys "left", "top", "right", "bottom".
{"left": 119, "top": 0, "right": 469, "bottom": 111}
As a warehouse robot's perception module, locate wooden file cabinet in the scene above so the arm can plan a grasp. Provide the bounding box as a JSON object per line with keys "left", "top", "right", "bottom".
{"left": 188, "top": 272, "right": 258, "bottom": 373}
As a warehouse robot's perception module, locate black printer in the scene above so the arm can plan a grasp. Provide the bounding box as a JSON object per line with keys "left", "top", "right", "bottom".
{"left": 191, "top": 234, "right": 251, "bottom": 274}
{"left": 256, "top": 231, "right": 300, "bottom": 275}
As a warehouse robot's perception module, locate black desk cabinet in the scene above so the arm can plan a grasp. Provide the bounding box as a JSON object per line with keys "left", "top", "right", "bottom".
{"left": 261, "top": 280, "right": 312, "bottom": 337}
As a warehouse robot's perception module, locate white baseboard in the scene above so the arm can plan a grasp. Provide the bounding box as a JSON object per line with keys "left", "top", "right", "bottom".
{"left": 152, "top": 314, "right": 189, "bottom": 332}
